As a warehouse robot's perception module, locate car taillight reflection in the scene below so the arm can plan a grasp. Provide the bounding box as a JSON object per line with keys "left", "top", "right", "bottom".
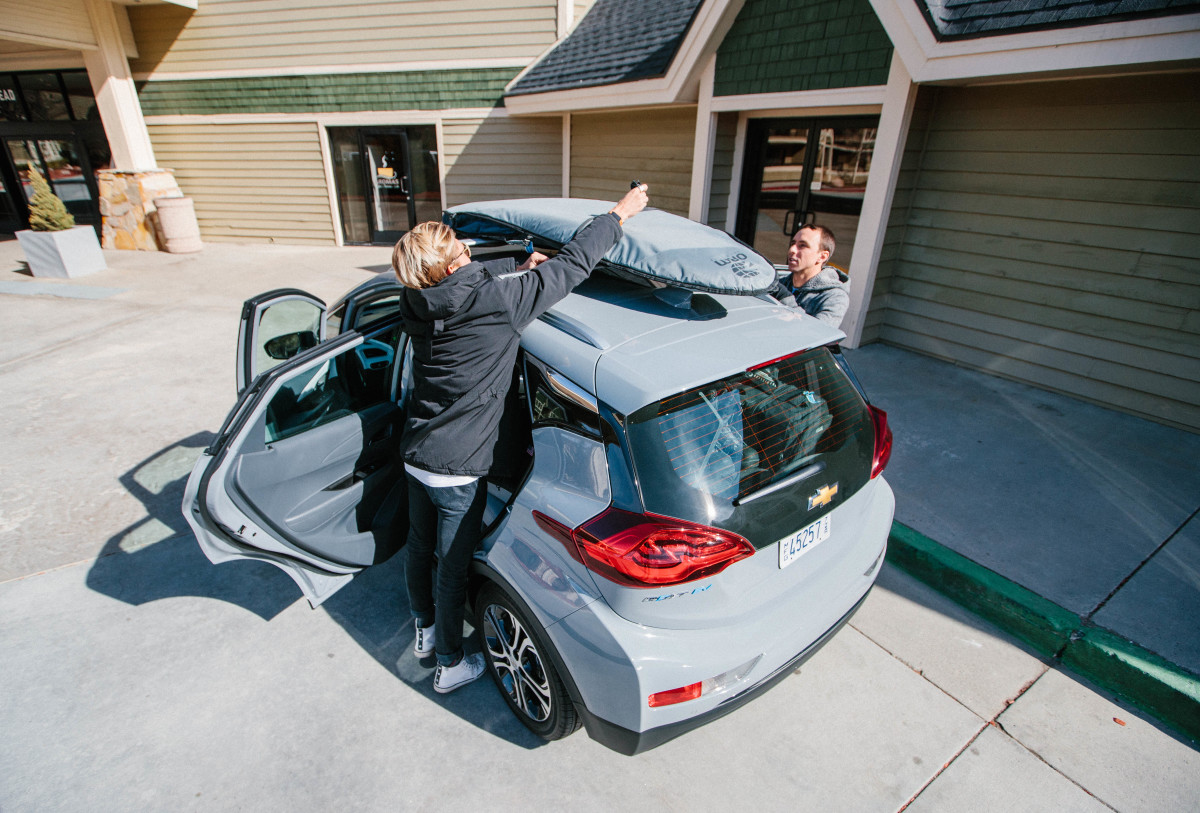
{"left": 534, "top": 507, "right": 754, "bottom": 587}
{"left": 869, "top": 405, "right": 892, "bottom": 479}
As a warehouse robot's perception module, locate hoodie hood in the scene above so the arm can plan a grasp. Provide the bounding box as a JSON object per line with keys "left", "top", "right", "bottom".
{"left": 402, "top": 260, "right": 513, "bottom": 322}
{"left": 796, "top": 265, "right": 850, "bottom": 293}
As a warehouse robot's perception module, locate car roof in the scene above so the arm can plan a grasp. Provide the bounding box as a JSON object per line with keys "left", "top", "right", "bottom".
{"left": 526, "top": 277, "right": 843, "bottom": 415}
{"left": 340, "top": 269, "right": 842, "bottom": 417}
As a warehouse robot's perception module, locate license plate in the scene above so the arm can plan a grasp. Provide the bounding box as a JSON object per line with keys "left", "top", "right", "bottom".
{"left": 778, "top": 515, "right": 832, "bottom": 569}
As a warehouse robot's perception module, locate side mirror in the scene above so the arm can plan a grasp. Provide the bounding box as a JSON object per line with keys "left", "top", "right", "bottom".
{"left": 264, "top": 330, "right": 319, "bottom": 360}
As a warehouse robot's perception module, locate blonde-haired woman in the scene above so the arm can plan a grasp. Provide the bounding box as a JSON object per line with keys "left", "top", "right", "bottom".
{"left": 395, "top": 185, "right": 649, "bottom": 693}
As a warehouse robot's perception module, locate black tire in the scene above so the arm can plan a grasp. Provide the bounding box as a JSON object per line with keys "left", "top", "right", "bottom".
{"left": 475, "top": 581, "right": 580, "bottom": 741}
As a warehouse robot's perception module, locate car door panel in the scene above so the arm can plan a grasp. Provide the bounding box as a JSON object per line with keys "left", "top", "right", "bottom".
{"left": 186, "top": 321, "right": 407, "bottom": 607}
{"left": 229, "top": 401, "right": 403, "bottom": 567}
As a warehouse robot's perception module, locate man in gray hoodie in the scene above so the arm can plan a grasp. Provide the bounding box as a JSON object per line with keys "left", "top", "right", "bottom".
{"left": 770, "top": 224, "right": 850, "bottom": 328}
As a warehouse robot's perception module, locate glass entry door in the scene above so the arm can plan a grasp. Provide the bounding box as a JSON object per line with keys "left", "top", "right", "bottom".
{"left": 4, "top": 137, "right": 98, "bottom": 223}
{"left": 329, "top": 126, "right": 441, "bottom": 245}
{"left": 0, "top": 69, "right": 109, "bottom": 232}
{"left": 735, "top": 117, "right": 877, "bottom": 271}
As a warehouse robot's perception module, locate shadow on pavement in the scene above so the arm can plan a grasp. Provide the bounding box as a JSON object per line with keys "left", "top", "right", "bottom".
{"left": 85, "top": 434, "right": 544, "bottom": 750}
{"left": 85, "top": 432, "right": 297, "bottom": 619}
{"left": 322, "top": 551, "right": 546, "bottom": 750}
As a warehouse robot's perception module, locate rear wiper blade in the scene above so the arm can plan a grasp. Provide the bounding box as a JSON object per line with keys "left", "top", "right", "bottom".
{"left": 734, "top": 460, "right": 827, "bottom": 506}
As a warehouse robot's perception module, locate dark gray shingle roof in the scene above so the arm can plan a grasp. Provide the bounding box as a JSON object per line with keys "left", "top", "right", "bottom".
{"left": 507, "top": 0, "right": 705, "bottom": 96}
{"left": 916, "top": 0, "right": 1200, "bottom": 40}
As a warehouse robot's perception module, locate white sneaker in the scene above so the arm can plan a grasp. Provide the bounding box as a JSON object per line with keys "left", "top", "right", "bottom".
{"left": 414, "top": 621, "right": 435, "bottom": 657}
{"left": 434, "top": 652, "right": 486, "bottom": 694}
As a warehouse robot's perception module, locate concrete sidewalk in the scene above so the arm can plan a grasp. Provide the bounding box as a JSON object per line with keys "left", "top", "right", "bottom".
{"left": 1, "top": 237, "right": 1197, "bottom": 811}
{"left": 844, "top": 345, "right": 1200, "bottom": 741}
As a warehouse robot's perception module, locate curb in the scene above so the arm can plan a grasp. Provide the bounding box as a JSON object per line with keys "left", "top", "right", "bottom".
{"left": 885, "top": 522, "right": 1200, "bottom": 744}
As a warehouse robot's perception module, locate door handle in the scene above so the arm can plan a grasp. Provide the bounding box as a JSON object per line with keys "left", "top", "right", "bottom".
{"left": 367, "top": 424, "right": 393, "bottom": 445}
{"left": 783, "top": 209, "right": 797, "bottom": 236}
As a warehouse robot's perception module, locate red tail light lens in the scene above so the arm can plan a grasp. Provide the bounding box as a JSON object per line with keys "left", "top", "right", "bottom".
{"left": 572, "top": 507, "right": 755, "bottom": 587}
{"left": 869, "top": 405, "right": 892, "bottom": 479}
{"left": 648, "top": 682, "right": 703, "bottom": 707}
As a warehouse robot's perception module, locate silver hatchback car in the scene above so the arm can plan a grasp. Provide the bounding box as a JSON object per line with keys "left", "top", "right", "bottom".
{"left": 183, "top": 200, "right": 895, "bottom": 755}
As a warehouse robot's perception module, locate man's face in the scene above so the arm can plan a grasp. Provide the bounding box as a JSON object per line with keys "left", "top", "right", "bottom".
{"left": 787, "top": 227, "right": 829, "bottom": 280}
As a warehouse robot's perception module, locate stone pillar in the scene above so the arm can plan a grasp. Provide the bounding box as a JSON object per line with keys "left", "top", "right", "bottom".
{"left": 97, "top": 169, "right": 183, "bottom": 250}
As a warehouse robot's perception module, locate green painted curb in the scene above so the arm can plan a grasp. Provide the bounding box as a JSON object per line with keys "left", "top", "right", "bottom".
{"left": 1063, "top": 626, "right": 1200, "bottom": 743}
{"left": 885, "top": 521, "right": 1200, "bottom": 744}
{"left": 885, "top": 522, "right": 1078, "bottom": 658}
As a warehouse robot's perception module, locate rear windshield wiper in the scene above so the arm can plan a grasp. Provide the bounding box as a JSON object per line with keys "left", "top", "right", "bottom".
{"left": 734, "top": 460, "right": 827, "bottom": 506}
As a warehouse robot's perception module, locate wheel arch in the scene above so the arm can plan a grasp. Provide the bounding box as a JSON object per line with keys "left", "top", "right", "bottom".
{"left": 468, "top": 561, "right": 586, "bottom": 711}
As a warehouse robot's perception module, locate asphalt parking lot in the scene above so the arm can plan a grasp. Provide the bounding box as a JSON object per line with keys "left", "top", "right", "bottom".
{"left": 1, "top": 239, "right": 1197, "bottom": 811}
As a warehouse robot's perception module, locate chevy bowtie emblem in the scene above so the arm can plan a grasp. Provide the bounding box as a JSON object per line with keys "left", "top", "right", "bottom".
{"left": 808, "top": 483, "right": 839, "bottom": 510}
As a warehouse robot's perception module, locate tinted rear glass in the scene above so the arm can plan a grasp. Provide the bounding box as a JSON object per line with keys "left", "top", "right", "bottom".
{"left": 625, "top": 347, "right": 874, "bottom": 545}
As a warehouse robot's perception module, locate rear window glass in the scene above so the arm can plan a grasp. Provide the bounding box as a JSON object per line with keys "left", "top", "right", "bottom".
{"left": 625, "top": 347, "right": 873, "bottom": 529}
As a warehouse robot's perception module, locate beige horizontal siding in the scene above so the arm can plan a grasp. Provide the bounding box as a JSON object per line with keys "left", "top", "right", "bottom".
{"left": 0, "top": 0, "right": 94, "bottom": 49}
{"left": 148, "top": 122, "right": 336, "bottom": 245}
{"left": 128, "top": 0, "right": 557, "bottom": 75}
{"left": 570, "top": 107, "right": 696, "bottom": 217}
{"left": 874, "top": 74, "right": 1200, "bottom": 431}
{"left": 0, "top": 44, "right": 84, "bottom": 71}
{"left": 442, "top": 115, "right": 563, "bottom": 205}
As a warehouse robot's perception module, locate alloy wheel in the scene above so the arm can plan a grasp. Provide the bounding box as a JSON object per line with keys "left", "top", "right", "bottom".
{"left": 481, "top": 601, "right": 552, "bottom": 722}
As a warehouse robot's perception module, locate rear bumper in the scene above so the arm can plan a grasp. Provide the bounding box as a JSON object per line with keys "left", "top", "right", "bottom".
{"left": 575, "top": 583, "right": 874, "bottom": 756}
{"left": 542, "top": 477, "right": 893, "bottom": 752}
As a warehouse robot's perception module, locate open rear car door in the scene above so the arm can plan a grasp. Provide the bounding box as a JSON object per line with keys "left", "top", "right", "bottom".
{"left": 184, "top": 290, "right": 409, "bottom": 606}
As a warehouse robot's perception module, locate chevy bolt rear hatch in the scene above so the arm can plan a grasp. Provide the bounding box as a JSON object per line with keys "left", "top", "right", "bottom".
{"left": 547, "top": 288, "right": 891, "bottom": 629}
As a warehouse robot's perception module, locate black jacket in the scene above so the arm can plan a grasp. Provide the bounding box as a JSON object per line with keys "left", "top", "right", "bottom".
{"left": 398, "top": 212, "right": 623, "bottom": 476}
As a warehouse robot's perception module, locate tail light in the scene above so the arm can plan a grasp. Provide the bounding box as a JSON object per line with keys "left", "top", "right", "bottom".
{"left": 648, "top": 682, "right": 703, "bottom": 707}
{"left": 648, "top": 656, "right": 761, "bottom": 707}
{"left": 869, "top": 405, "right": 892, "bottom": 479}
{"left": 534, "top": 507, "right": 754, "bottom": 587}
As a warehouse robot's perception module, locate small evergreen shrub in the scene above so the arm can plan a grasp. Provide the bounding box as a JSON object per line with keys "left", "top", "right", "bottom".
{"left": 27, "top": 167, "right": 75, "bottom": 231}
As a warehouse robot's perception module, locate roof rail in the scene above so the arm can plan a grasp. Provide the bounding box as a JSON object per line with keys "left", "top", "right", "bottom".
{"left": 537, "top": 309, "right": 611, "bottom": 350}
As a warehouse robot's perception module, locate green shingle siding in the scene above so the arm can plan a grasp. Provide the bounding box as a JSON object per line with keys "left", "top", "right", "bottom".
{"left": 137, "top": 68, "right": 520, "bottom": 116}
{"left": 714, "top": 0, "right": 892, "bottom": 96}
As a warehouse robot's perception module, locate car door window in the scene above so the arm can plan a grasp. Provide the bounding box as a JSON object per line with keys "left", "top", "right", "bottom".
{"left": 524, "top": 355, "right": 600, "bottom": 438}
{"left": 254, "top": 299, "right": 324, "bottom": 382}
{"left": 265, "top": 324, "right": 402, "bottom": 443}
{"left": 351, "top": 293, "right": 401, "bottom": 332}
{"left": 238, "top": 290, "right": 327, "bottom": 394}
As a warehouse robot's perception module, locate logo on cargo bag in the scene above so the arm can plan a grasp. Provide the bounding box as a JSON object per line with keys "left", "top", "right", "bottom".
{"left": 714, "top": 252, "right": 756, "bottom": 278}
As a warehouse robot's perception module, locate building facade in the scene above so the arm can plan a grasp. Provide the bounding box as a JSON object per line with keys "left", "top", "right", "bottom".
{"left": 1, "top": 0, "right": 593, "bottom": 242}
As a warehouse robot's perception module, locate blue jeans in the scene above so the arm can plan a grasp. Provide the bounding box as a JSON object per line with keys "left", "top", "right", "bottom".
{"left": 404, "top": 474, "right": 487, "bottom": 666}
